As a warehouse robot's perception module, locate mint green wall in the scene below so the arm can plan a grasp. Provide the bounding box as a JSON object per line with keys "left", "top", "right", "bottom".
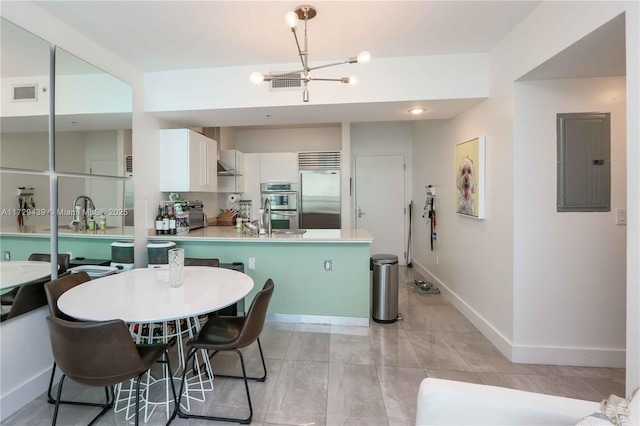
{"left": 1, "top": 235, "right": 371, "bottom": 319}
{"left": 0, "top": 235, "right": 121, "bottom": 261}
{"left": 174, "top": 240, "right": 371, "bottom": 319}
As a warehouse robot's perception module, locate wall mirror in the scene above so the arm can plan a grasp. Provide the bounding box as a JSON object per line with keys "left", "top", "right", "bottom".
{"left": 54, "top": 47, "right": 133, "bottom": 177}
{"left": 0, "top": 18, "right": 52, "bottom": 322}
{"left": 58, "top": 176, "right": 133, "bottom": 231}
{"left": 0, "top": 17, "right": 50, "bottom": 171}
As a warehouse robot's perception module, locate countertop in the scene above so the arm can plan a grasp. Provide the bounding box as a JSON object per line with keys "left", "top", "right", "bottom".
{"left": 147, "top": 226, "right": 373, "bottom": 243}
{"left": 1, "top": 225, "right": 373, "bottom": 243}
{"left": 0, "top": 226, "right": 134, "bottom": 238}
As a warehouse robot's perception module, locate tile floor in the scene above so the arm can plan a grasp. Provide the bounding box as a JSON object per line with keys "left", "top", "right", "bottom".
{"left": 4, "top": 266, "right": 625, "bottom": 425}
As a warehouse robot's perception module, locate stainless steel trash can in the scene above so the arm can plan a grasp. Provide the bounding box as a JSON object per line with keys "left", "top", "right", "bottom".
{"left": 371, "top": 254, "right": 399, "bottom": 323}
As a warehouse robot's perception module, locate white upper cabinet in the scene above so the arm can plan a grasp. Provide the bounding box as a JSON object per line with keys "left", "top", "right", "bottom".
{"left": 159, "top": 129, "right": 217, "bottom": 192}
{"left": 217, "top": 149, "right": 245, "bottom": 193}
{"left": 260, "top": 152, "right": 298, "bottom": 183}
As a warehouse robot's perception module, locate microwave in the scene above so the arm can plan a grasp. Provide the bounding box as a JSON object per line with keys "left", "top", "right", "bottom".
{"left": 184, "top": 201, "right": 205, "bottom": 230}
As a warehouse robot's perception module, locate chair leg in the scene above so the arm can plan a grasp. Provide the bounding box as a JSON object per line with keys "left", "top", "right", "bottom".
{"left": 51, "top": 375, "right": 114, "bottom": 426}
{"left": 135, "top": 372, "right": 144, "bottom": 426}
{"left": 209, "top": 338, "right": 268, "bottom": 382}
{"left": 48, "top": 361, "right": 113, "bottom": 408}
{"left": 174, "top": 347, "right": 253, "bottom": 424}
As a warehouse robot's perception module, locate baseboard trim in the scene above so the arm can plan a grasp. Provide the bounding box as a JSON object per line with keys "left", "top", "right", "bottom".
{"left": 412, "top": 261, "right": 625, "bottom": 368}
{"left": 0, "top": 366, "right": 52, "bottom": 422}
{"left": 267, "top": 313, "right": 369, "bottom": 327}
{"left": 511, "top": 345, "right": 626, "bottom": 367}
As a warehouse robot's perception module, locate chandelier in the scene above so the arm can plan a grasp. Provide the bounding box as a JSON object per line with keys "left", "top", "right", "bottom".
{"left": 250, "top": 5, "right": 370, "bottom": 103}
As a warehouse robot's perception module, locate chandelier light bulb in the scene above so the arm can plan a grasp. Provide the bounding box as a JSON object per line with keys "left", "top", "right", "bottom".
{"left": 357, "top": 51, "right": 371, "bottom": 64}
{"left": 249, "top": 71, "right": 265, "bottom": 84}
{"left": 285, "top": 11, "right": 299, "bottom": 28}
{"left": 349, "top": 76, "right": 358, "bottom": 85}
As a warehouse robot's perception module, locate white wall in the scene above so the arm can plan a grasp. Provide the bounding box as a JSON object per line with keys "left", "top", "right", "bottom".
{"left": 412, "top": 2, "right": 639, "bottom": 394}
{"left": 513, "top": 77, "right": 627, "bottom": 366}
{"left": 0, "top": 131, "right": 49, "bottom": 170}
{"left": 498, "top": 3, "right": 638, "bottom": 390}
{"left": 145, "top": 54, "right": 489, "bottom": 112}
{"left": 412, "top": 95, "right": 516, "bottom": 352}
{"left": 234, "top": 126, "right": 341, "bottom": 153}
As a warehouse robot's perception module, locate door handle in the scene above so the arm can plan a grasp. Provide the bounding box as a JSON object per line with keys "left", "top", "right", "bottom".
{"left": 358, "top": 208, "right": 365, "bottom": 218}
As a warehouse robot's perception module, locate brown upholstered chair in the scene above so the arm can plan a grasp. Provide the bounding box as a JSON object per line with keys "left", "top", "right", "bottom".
{"left": 0, "top": 253, "right": 69, "bottom": 306}
{"left": 44, "top": 272, "right": 93, "bottom": 404}
{"left": 46, "top": 316, "right": 177, "bottom": 426}
{"left": 184, "top": 257, "right": 220, "bottom": 267}
{"left": 0, "top": 277, "right": 48, "bottom": 321}
{"left": 29, "top": 253, "right": 71, "bottom": 274}
{"left": 1, "top": 253, "right": 70, "bottom": 307}
{"left": 170, "top": 279, "right": 274, "bottom": 425}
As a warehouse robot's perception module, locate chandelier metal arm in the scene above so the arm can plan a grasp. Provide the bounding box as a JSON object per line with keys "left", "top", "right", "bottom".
{"left": 291, "top": 28, "right": 307, "bottom": 71}
{"left": 306, "top": 59, "right": 352, "bottom": 72}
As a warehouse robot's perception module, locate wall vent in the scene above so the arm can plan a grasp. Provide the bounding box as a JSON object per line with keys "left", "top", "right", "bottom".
{"left": 125, "top": 155, "right": 133, "bottom": 174}
{"left": 270, "top": 73, "right": 302, "bottom": 91}
{"left": 13, "top": 84, "right": 37, "bottom": 102}
{"left": 299, "top": 151, "right": 341, "bottom": 170}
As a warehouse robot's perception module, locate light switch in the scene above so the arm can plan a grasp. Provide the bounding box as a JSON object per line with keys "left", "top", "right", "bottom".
{"left": 616, "top": 208, "right": 627, "bottom": 225}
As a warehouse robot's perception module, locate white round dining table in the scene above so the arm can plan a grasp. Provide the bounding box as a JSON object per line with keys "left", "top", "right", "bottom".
{"left": 0, "top": 261, "right": 52, "bottom": 291}
{"left": 58, "top": 266, "right": 254, "bottom": 323}
{"left": 56, "top": 266, "right": 255, "bottom": 422}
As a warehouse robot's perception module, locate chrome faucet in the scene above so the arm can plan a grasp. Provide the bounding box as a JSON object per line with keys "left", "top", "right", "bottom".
{"left": 71, "top": 195, "right": 97, "bottom": 230}
{"left": 262, "top": 198, "right": 272, "bottom": 235}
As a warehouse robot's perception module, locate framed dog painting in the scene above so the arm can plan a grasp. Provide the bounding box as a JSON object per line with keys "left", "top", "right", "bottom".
{"left": 455, "top": 136, "right": 485, "bottom": 219}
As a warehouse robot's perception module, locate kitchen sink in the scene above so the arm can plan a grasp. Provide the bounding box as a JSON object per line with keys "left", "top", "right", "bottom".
{"left": 272, "top": 229, "right": 307, "bottom": 235}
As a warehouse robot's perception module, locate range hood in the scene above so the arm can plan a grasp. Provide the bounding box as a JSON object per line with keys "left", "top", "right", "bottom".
{"left": 217, "top": 160, "right": 241, "bottom": 176}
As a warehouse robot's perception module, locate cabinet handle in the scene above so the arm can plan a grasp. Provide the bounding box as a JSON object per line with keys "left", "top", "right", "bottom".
{"left": 200, "top": 141, "right": 207, "bottom": 186}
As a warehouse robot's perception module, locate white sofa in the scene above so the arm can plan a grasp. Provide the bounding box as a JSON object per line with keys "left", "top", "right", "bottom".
{"left": 416, "top": 378, "right": 614, "bottom": 425}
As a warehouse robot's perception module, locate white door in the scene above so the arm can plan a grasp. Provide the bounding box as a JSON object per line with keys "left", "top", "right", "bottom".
{"left": 355, "top": 155, "right": 406, "bottom": 263}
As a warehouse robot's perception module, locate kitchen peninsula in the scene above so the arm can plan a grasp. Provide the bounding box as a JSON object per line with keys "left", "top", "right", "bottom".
{"left": 0, "top": 226, "right": 133, "bottom": 260}
{"left": 148, "top": 227, "right": 373, "bottom": 325}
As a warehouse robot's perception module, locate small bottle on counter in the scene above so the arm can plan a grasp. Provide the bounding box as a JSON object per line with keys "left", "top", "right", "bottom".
{"left": 162, "top": 205, "right": 170, "bottom": 234}
{"left": 88, "top": 216, "right": 96, "bottom": 230}
{"left": 99, "top": 214, "right": 107, "bottom": 230}
{"left": 155, "top": 206, "right": 163, "bottom": 235}
{"left": 169, "top": 206, "right": 177, "bottom": 234}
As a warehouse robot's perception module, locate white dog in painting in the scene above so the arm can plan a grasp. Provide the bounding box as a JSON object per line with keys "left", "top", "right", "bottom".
{"left": 457, "top": 156, "right": 476, "bottom": 215}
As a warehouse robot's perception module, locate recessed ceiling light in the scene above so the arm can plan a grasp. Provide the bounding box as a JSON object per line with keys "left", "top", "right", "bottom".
{"left": 407, "top": 108, "right": 425, "bottom": 115}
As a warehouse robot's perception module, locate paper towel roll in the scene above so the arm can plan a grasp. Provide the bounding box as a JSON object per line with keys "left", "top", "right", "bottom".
{"left": 228, "top": 194, "right": 241, "bottom": 203}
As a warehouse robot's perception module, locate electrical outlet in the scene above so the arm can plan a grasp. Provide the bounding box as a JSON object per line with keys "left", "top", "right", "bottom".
{"left": 324, "top": 260, "right": 332, "bottom": 271}
{"left": 3, "top": 251, "right": 11, "bottom": 261}
{"left": 248, "top": 257, "right": 256, "bottom": 270}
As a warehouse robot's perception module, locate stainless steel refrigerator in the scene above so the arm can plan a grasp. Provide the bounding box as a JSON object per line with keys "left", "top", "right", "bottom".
{"left": 299, "top": 170, "right": 341, "bottom": 229}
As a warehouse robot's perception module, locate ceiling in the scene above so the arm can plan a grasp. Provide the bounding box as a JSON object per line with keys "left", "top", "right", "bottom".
{"left": 33, "top": 1, "right": 541, "bottom": 72}
{"left": 14, "top": 1, "right": 626, "bottom": 128}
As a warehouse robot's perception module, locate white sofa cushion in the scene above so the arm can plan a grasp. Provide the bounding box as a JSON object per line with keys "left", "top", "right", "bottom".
{"left": 416, "top": 378, "right": 600, "bottom": 425}
{"left": 629, "top": 388, "right": 638, "bottom": 425}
